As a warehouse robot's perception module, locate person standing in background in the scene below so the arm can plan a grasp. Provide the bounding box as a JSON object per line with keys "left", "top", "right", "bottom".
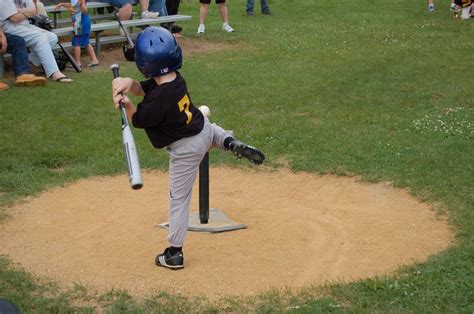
{"left": 197, "top": 0, "right": 234, "bottom": 34}
{"left": 428, "top": 0, "right": 457, "bottom": 12}
{"left": 246, "top": 0, "right": 271, "bottom": 16}
{"left": 166, "top": 0, "right": 182, "bottom": 34}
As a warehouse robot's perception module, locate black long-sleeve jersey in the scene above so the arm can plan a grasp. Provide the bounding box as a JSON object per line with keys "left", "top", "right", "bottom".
{"left": 454, "top": 0, "right": 473, "bottom": 7}
{"left": 132, "top": 72, "right": 204, "bottom": 149}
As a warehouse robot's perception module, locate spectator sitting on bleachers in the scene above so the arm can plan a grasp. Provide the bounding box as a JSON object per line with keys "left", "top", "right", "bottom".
{"left": 148, "top": 0, "right": 181, "bottom": 36}
{"left": 0, "top": 27, "right": 47, "bottom": 89}
{"left": 0, "top": 0, "right": 73, "bottom": 83}
{"left": 149, "top": 0, "right": 167, "bottom": 17}
{"left": 35, "top": 0, "right": 48, "bottom": 16}
{"left": 149, "top": 0, "right": 172, "bottom": 32}
{"left": 98, "top": 0, "right": 161, "bottom": 21}
{"left": 101, "top": 0, "right": 133, "bottom": 21}
{"left": 140, "top": 0, "right": 160, "bottom": 18}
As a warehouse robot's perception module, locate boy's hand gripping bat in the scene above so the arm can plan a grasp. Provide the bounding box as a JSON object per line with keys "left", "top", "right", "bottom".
{"left": 111, "top": 64, "right": 143, "bottom": 190}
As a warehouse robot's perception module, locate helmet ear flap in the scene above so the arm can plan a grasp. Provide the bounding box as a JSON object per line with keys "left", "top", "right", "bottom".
{"left": 134, "top": 26, "right": 182, "bottom": 78}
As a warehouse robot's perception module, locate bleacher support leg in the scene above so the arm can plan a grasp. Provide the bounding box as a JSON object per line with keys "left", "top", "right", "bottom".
{"left": 0, "top": 54, "right": 4, "bottom": 78}
{"left": 94, "top": 31, "right": 102, "bottom": 55}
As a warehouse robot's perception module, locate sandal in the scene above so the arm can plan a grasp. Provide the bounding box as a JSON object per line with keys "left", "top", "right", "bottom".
{"left": 87, "top": 63, "right": 99, "bottom": 67}
{"left": 53, "top": 76, "right": 74, "bottom": 83}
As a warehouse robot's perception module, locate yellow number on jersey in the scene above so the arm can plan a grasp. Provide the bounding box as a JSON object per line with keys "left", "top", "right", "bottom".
{"left": 178, "top": 94, "right": 193, "bottom": 125}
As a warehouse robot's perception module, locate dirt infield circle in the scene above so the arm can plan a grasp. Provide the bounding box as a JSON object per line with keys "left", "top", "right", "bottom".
{"left": 0, "top": 168, "right": 453, "bottom": 297}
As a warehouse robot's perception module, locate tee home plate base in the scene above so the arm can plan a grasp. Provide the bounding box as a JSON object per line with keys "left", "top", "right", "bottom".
{"left": 158, "top": 208, "right": 247, "bottom": 233}
{"left": 158, "top": 153, "right": 247, "bottom": 233}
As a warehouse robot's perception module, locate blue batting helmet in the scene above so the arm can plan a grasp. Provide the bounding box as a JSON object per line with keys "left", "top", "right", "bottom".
{"left": 135, "top": 26, "right": 182, "bottom": 78}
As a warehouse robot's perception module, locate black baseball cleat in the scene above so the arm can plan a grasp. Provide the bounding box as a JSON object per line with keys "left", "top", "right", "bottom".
{"left": 155, "top": 248, "right": 184, "bottom": 270}
{"left": 230, "top": 140, "right": 265, "bottom": 165}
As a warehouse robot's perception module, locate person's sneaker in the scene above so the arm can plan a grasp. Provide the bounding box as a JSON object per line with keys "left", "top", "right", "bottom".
{"left": 197, "top": 24, "right": 205, "bottom": 34}
{"left": 246, "top": 11, "right": 254, "bottom": 16}
{"left": 155, "top": 247, "right": 184, "bottom": 270}
{"left": 141, "top": 10, "right": 159, "bottom": 18}
{"left": 0, "top": 82, "right": 9, "bottom": 91}
{"left": 230, "top": 140, "right": 265, "bottom": 165}
{"left": 262, "top": 10, "right": 272, "bottom": 15}
{"left": 222, "top": 23, "right": 234, "bottom": 33}
{"left": 428, "top": 3, "right": 435, "bottom": 12}
{"left": 15, "top": 74, "right": 46, "bottom": 87}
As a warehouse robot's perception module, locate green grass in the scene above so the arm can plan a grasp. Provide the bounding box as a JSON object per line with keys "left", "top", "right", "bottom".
{"left": 1, "top": 0, "right": 473, "bottom": 312}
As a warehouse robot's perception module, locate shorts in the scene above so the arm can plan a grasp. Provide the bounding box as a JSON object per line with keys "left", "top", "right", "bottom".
{"left": 72, "top": 33, "right": 90, "bottom": 47}
{"left": 72, "top": 14, "right": 91, "bottom": 47}
{"left": 102, "top": 0, "right": 132, "bottom": 8}
{"left": 199, "top": 0, "right": 225, "bottom": 4}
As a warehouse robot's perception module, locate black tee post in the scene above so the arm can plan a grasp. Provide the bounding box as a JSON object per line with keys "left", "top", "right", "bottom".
{"left": 199, "top": 152, "right": 209, "bottom": 224}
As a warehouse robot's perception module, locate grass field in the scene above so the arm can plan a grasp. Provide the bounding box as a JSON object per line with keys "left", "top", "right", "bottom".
{"left": 1, "top": 0, "right": 473, "bottom": 312}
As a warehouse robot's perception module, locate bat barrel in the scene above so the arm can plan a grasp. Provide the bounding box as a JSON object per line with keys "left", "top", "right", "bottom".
{"left": 111, "top": 65, "right": 143, "bottom": 190}
{"left": 122, "top": 126, "right": 143, "bottom": 190}
{"left": 131, "top": 180, "right": 143, "bottom": 190}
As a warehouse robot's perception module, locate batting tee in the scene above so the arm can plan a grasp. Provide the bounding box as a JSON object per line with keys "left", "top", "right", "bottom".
{"left": 158, "top": 153, "right": 247, "bottom": 233}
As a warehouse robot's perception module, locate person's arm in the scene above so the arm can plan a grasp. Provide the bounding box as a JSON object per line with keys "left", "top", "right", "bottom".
{"left": 0, "top": 29, "right": 7, "bottom": 54}
{"left": 112, "top": 93, "right": 137, "bottom": 121}
{"left": 112, "top": 77, "right": 142, "bottom": 121}
{"left": 32, "top": 0, "right": 39, "bottom": 14}
{"left": 55, "top": 2, "right": 72, "bottom": 10}
{"left": 112, "top": 77, "right": 145, "bottom": 97}
{"left": 7, "top": 13, "right": 28, "bottom": 23}
{"left": 79, "top": 0, "right": 88, "bottom": 13}
{"left": 8, "top": 0, "right": 37, "bottom": 23}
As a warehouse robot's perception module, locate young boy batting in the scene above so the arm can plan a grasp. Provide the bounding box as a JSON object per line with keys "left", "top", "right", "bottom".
{"left": 111, "top": 26, "right": 265, "bottom": 270}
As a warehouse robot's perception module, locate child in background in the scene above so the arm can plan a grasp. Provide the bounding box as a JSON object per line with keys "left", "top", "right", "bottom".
{"left": 246, "top": 0, "right": 272, "bottom": 16}
{"left": 428, "top": 0, "right": 435, "bottom": 12}
{"left": 55, "top": 0, "right": 99, "bottom": 68}
{"left": 428, "top": 0, "right": 457, "bottom": 12}
{"left": 111, "top": 27, "right": 265, "bottom": 269}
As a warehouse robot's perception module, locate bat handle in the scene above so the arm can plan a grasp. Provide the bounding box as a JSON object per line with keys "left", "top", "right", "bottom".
{"left": 111, "top": 64, "right": 120, "bottom": 79}
{"left": 111, "top": 64, "right": 124, "bottom": 106}
{"left": 111, "top": 64, "right": 128, "bottom": 125}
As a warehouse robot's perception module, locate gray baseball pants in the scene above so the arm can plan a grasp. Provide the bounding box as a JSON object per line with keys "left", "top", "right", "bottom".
{"left": 166, "top": 119, "right": 232, "bottom": 247}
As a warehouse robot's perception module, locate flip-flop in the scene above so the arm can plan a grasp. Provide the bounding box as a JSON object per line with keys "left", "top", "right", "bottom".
{"left": 53, "top": 76, "right": 74, "bottom": 83}
{"left": 87, "top": 63, "right": 100, "bottom": 67}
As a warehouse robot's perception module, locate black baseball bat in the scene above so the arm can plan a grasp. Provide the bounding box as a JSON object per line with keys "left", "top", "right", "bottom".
{"left": 113, "top": 11, "right": 135, "bottom": 62}
{"left": 57, "top": 42, "right": 82, "bottom": 73}
{"left": 111, "top": 64, "right": 143, "bottom": 190}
